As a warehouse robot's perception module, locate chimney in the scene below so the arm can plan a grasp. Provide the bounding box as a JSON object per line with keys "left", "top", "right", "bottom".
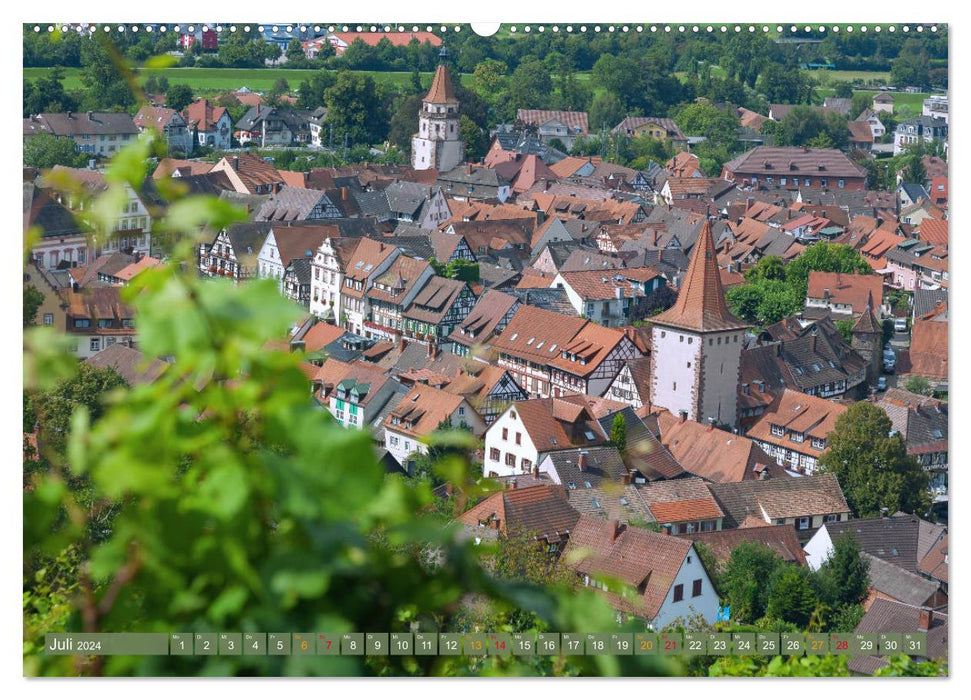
{"left": 578, "top": 451, "right": 588, "bottom": 471}
{"left": 532, "top": 464, "right": 540, "bottom": 479}
{"left": 491, "top": 517, "right": 501, "bottom": 530}
{"left": 232, "top": 156, "right": 239, "bottom": 171}
{"left": 746, "top": 197, "right": 754, "bottom": 210}
{"left": 918, "top": 607, "right": 932, "bottom": 631}
{"left": 341, "top": 186, "right": 349, "bottom": 201}
{"left": 399, "top": 337, "right": 407, "bottom": 352}
{"left": 678, "top": 410, "right": 687, "bottom": 423}
{"left": 510, "top": 478, "right": 518, "bottom": 490}
{"left": 707, "top": 417, "right": 716, "bottom": 431}
{"left": 609, "top": 520, "right": 623, "bottom": 543}
{"left": 810, "top": 334, "right": 816, "bottom": 352}
{"left": 86, "top": 111, "right": 93, "bottom": 120}
{"left": 67, "top": 111, "right": 73, "bottom": 119}
{"left": 467, "top": 162, "right": 473, "bottom": 176}
{"left": 881, "top": 507, "right": 889, "bottom": 518}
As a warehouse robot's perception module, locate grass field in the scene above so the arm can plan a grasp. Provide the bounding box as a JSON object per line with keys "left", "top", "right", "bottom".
{"left": 23, "top": 66, "right": 473, "bottom": 95}
{"left": 25, "top": 65, "right": 934, "bottom": 116}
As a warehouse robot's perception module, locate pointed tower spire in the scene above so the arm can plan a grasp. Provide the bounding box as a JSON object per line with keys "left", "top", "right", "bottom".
{"left": 651, "top": 220, "right": 747, "bottom": 332}
{"left": 424, "top": 55, "right": 458, "bottom": 104}
{"left": 852, "top": 289, "right": 881, "bottom": 334}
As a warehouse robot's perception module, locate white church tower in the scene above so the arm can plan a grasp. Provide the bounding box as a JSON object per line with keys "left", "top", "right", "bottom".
{"left": 649, "top": 220, "right": 749, "bottom": 429}
{"left": 412, "top": 48, "right": 465, "bottom": 172}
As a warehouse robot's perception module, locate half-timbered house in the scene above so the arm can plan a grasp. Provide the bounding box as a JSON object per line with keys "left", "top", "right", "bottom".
{"left": 401, "top": 276, "right": 477, "bottom": 347}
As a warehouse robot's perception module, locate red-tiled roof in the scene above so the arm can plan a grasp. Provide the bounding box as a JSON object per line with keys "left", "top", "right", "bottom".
{"left": 424, "top": 62, "right": 458, "bottom": 104}
{"left": 908, "top": 319, "right": 948, "bottom": 380}
{"left": 562, "top": 515, "right": 693, "bottom": 620}
{"left": 807, "top": 271, "right": 883, "bottom": 312}
{"left": 457, "top": 484, "right": 580, "bottom": 540}
{"left": 650, "top": 220, "right": 747, "bottom": 332}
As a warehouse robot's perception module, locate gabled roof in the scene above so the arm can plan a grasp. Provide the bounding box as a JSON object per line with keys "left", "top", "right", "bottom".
{"left": 271, "top": 226, "right": 331, "bottom": 268}
{"left": 636, "top": 477, "right": 724, "bottom": 523}
{"left": 746, "top": 389, "right": 847, "bottom": 456}
{"left": 679, "top": 524, "right": 807, "bottom": 566}
{"left": 656, "top": 411, "right": 783, "bottom": 483}
{"left": 542, "top": 446, "right": 629, "bottom": 490}
{"left": 134, "top": 105, "right": 183, "bottom": 132}
{"left": 708, "top": 473, "right": 850, "bottom": 527}
{"left": 807, "top": 271, "right": 883, "bottom": 312}
{"left": 917, "top": 534, "right": 948, "bottom": 584}
{"left": 403, "top": 276, "right": 467, "bottom": 324}
{"left": 864, "top": 553, "right": 941, "bottom": 607}
{"left": 848, "top": 599, "right": 947, "bottom": 675}
{"left": 24, "top": 111, "right": 138, "bottom": 137}
{"left": 505, "top": 396, "right": 609, "bottom": 454}
{"left": 561, "top": 516, "right": 693, "bottom": 620}
{"left": 516, "top": 110, "right": 589, "bottom": 135}
{"left": 650, "top": 220, "right": 747, "bottom": 332}
{"left": 448, "top": 289, "right": 518, "bottom": 347}
{"left": 456, "top": 484, "right": 580, "bottom": 541}
{"left": 183, "top": 99, "right": 229, "bottom": 132}
{"left": 722, "top": 146, "right": 868, "bottom": 179}
{"left": 84, "top": 344, "right": 168, "bottom": 385}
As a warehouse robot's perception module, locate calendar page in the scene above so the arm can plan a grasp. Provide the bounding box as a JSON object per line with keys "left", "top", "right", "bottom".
{"left": 22, "top": 12, "right": 949, "bottom": 682}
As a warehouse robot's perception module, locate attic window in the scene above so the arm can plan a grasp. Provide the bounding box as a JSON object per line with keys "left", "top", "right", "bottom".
{"left": 567, "top": 481, "right": 576, "bottom": 489}
{"left": 356, "top": 261, "right": 364, "bottom": 268}
{"left": 364, "top": 264, "right": 373, "bottom": 271}
{"left": 549, "top": 344, "right": 557, "bottom": 353}
{"left": 536, "top": 341, "right": 544, "bottom": 349}
{"left": 619, "top": 497, "right": 628, "bottom": 506}
{"left": 527, "top": 337, "right": 535, "bottom": 345}
{"left": 932, "top": 429, "right": 943, "bottom": 439}
{"left": 592, "top": 498, "right": 602, "bottom": 509}
{"left": 510, "top": 333, "right": 519, "bottom": 341}
{"left": 584, "top": 430, "right": 596, "bottom": 441}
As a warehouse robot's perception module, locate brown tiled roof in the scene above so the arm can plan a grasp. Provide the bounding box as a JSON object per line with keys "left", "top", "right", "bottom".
{"left": 153, "top": 158, "right": 213, "bottom": 179}
{"left": 367, "top": 256, "right": 431, "bottom": 305}
{"left": 666, "top": 152, "right": 703, "bottom": 178}
{"left": 302, "top": 321, "right": 347, "bottom": 353}
{"left": 807, "top": 271, "right": 883, "bottom": 313}
{"left": 134, "top": 105, "right": 182, "bottom": 132}
{"left": 561, "top": 515, "right": 693, "bottom": 620}
{"left": 342, "top": 238, "right": 398, "bottom": 291}
{"left": 113, "top": 256, "right": 163, "bottom": 282}
{"left": 864, "top": 553, "right": 941, "bottom": 607}
{"left": 650, "top": 220, "right": 747, "bottom": 332}
{"left": 656, "top": 411, "right": 784, "bottom": 484}
{"left": 183, "top": 99, "right": 228, "bottom": 132}
{"left": 708, "top": 473, "right": 850, "bottom": 526}
{"left": 492, "top": 154, "right": 557, "bottom": 194}
{"left": 272, "top": 226, "right": 331, "bottom": 268}
{"left": 847, "top": 120, "right": 874, "bottom": 143}
{"left": 492, "top": 305, "right": 587, "bottom": 364}
{"left": 24, "top": 111, "right": 138, "bottom": 137}
{"left": 558, "top": 269, "right": 659, "bottom": 301}
{"left": 63, "top": 287, "right": 136, "bottom": 332}
{"left": 852, "top": 291, "right": 881, "bottom": 334}
{"left": 448, "top": 289, "right": 518, "bottom": 347}
{"left": 722, "top": 146, "right": 868, "bottom": 179}
{"left": 848, "top": 599, "right": 947, "bottom": 675}
{"left": 745, "top": 389, "right": 847, "bottom": 457}
{"left": 908, "top": 319, "right": 948, "bottom": 380}
{"left": 403, "top": 276, "right": 466, "bottom": 324}
{"left": 549, "top": 156, "right": 597, "bottom": 179}
{"left": 679, "top": 524, "right": 807, "bottom": 566}
{"left": 424, "top": 62, "right": 458, "bottom": 104}
{"left": 383, "top": 383, "right": 468, "bottom": 439}
{"left": 517, "top": 110, "right": 589, "bottom": 135}
{"left": 335, "top": 30, "right": 441, "bottom": 50}
{"left": 648, "top": 497, "right": 724, "bottom": 524}
{"left": 456, "top": 484, "right": 580, "bottom": 540}
{"left": 917, "top": 218, "right": 948, "bottom": 247}
{"left": 507, "top": 396, "right": 608, "bottom": 454}
{"left": 216, "top": 153, "right": 284, "bottom": 194}
{"left": 917, "top": 534, "right": 948, "bottom": 584}
{"left": 547, "top": 323, "right": 631, "bottom": 379}
{"left": 84, "top": 344, "right": 168, "bottom": 385}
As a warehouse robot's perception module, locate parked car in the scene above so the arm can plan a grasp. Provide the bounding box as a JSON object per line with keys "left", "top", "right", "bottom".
{"left": 877, "top": 376, "right": 888, "bottom": 391}
{"left": 884, "top": 360, "right": 896, "bottom": 375}
{"left": 894, "top": 317, "right": 908, "bottom": 332}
